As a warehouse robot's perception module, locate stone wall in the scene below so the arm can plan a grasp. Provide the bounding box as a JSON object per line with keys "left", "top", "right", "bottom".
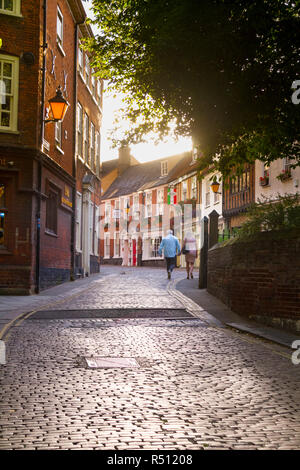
{"left": 207, "top": 232, "right": 300, "bottom": 332}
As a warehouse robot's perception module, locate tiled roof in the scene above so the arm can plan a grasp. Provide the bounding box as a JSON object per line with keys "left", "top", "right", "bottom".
{"left": 102, "top": 151, "right": 194, "bottom": 200}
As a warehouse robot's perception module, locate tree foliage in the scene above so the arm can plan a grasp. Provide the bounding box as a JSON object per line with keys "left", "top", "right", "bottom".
{"left": 236, "top": 193, "right": 300, "bottom": 239}
{"left": 85, "top": 0, "right": 300, "bottom": 177}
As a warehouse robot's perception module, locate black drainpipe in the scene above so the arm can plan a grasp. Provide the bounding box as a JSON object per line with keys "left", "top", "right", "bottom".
{"left": 35, "top": 0, "right": 47, "bottom": 294}
{"left": 71, "top": 21, "right": 85, "bottom": 280}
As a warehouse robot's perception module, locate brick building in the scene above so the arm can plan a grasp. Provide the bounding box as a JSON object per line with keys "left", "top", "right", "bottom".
{"left": 0, "top": 0, "right": 102, "bottom": 294}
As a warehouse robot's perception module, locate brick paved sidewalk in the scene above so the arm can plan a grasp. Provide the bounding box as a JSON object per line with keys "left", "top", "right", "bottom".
{"left": 1, "top": 267, "right": 300, "bottom": 450}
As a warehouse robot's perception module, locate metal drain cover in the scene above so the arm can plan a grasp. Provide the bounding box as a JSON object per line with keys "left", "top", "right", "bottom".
{"left": 85, "top": 357, "right": 140, "bottom": 369}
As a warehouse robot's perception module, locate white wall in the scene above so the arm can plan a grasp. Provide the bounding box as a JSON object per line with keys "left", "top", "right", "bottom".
{"left": 255, "top": 159, "right": 300, "bottom": 201}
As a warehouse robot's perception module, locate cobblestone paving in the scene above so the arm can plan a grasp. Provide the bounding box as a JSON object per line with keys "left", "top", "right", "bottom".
{"left": 1, "top": 267, "right": 300, "bottom": 450}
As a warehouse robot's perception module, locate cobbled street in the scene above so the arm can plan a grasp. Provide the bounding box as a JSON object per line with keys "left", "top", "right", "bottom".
{"left": 0, "top": 267, "right": 300, "bottom": 450}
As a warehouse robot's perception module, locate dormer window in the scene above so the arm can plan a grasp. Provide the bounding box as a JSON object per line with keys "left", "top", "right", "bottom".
{"left": 161, "top": 161, "right": 168, "bottom": 176}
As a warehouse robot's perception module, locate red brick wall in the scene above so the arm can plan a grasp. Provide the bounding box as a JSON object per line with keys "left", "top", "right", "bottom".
{"left": 0, "top": 0, "right": 42, "bottom": 148}
{"left": 43, "top": 0, "right": 76, "bottom": 177}
{"left": 207, "top": 233, "right": 300, "bottom": 331}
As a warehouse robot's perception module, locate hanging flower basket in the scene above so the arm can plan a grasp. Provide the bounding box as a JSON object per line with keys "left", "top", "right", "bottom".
{"left": 276, "top": 168, "right": 292, "bottom": 182}
{"left": 259, "top": 175, "right": 269, "bottom": 186}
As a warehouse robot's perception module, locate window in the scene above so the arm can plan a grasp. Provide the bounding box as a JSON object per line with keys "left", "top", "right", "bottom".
{"left": 91, "top": 71, "right": 96, "bottom": 97}
{"left": 104, "top": 234, "right": 110, "bottom": 258}
{"left": 133, "top": 194, "right": 139, "bottom": 219}
{"left": 151, "top": 237, "right": 162, "bottom": 257}
{"left": 90, "top": 122, "right": 95, "bottom": 171}
{"left": 145, "top": 192, "right": 152, "bottom": 217}
{"left": 97, "top": 79, "right": 102, "bottom": 107}
{"left": 84, "top": 112, "right": 89, "bottom": 163}
{"left": 0, "top": 54, "right": 19, "bottom": 131}
{"left": 0, "top": 183, "right": 6, "bottom": 247}
{"left": 157, "top": 189, "right": 164, "bottom": 215}
{"left": 78, "top": 46, "right": 83, "bottom": 75}
{"left": 0, "top": 0, "right": 21, "bottom": 16}
{"left": 182, "top": 181, "right": 188, "bottom": 201}
{"left": 161, "top": 161, "right": 168, "bottom": 176}
{"left": 214, "top": 189, "right": 220, "bottom": 204}
{"left": 75, "top": 193, "right": 82, "bottom": 252}
{"left": 57, "top": 6, "right": 63, "bottom": 48}
{"left": 105, "top": 202, "right": 111, "bottom": 223}
{"left": 114, "top": 232, "right": 120, "bottom": 257}
{"left": 113, "top": 199, "right": 120, "bottom": 220}
{"left": 284, "top": 157, "right": 293, "bottom": 172}
{"left": 191, "top": 176, "right": 197, "bottom": 199}
{"left": 229, "top": 168, "right": 250, "bottom": 194}
{"left": 96, "top": 131, "right": 101, "bottom": 174}
{"left": 46, "top": 186, "right": 59, "bottom": 234}
{"left": 85, "top": 54, "right": 90, "bottom": 87}
{"left": 55, "top": 120, "right": 62, "bottom": 149}
{"left": 77, "top": 103, "right": 83, "bottom": 158}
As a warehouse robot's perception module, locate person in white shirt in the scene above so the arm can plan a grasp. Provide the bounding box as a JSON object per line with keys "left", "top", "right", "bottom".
{"left": 182, "top": 231, "right": 198, "bottom": 279}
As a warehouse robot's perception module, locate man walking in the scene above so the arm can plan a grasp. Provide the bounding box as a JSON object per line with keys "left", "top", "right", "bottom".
{"left": 158, "top": 230, "right": 181, "bottom": 280}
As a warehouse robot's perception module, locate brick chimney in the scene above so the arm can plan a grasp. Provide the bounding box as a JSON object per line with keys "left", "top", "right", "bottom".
{"left": 118, "top": 145, "right": 131, "bottom": 176}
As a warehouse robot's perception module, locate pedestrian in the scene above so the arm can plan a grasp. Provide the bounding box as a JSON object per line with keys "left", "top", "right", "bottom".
{"left": 158, "top": 229, "right": 181, "bottom": 280}
{"left": 182, "top": 231, "right": 198, "bottom": 279}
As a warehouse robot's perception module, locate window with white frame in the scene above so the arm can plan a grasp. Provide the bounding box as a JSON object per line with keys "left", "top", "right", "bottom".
{"left": 55, "top": 120, "right": 62, "bottom": 149}
{"left": 91, "top": 71, "right": 96, "bottom": 97}
{"left": 0, "top": 0, "right": 21, "bottom": 15}
{"left": 90, "top": 122, "right": 95, "bottom": 171}
{"left": 214, "top": 188, "right": 220, "bottom": 204}
{"left": 78, "top": 45, "right": 83, "bottom": 75}
{"left": 84, "top": 112, "right": 89, "bottom": 163}
{"left": 133, "top": 194, "right": 139, "bottom": 219}
{"left": 0, "top": 54, "right": 19, "bottom": 131}
{"left": 77, "top": 102, "right": 83, "bottom": 158}
{"left": 145, "top": 192, "right": 152, "bottom": 217}
{"left": 113, "top": 199, "right": 120, "bottom": 220}
{"left": 56, "top": 6, "right": 63, "bottom": 48}
{"left": 161, "top": 161, "right": 168, "bottom": 176}
{"left": 283, "top": 157, "right": 293, "bottom": 172}
{"left": 114, "top": 232, "right": 120, "bottom": 257}
{"left": 182, "top": 180, "right": 188, "bottom": 201}
{"left": 157, "top": 189, "right": 164, "bottom": 215}
{"left": 104, "top": 233, "right": 110, "bottom": 258}
{"left": 151, "top": 237, "right": 162, "bottom": 257}
{"left": 96, "top": 131, "right": 101, "bottom": 173}
{"left": 85, "top": 54, "right": 90, "bottom": 87}
{"left": 105, "top": 202, "right": 111, "bottom": 223}
{"left": 75, "top": 192, "right": 82, "bottom": 252}
{"left": 191, "top": 176, "right": 197, "bottom": 199}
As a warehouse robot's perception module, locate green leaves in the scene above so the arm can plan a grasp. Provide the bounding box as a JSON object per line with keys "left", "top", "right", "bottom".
{"left": 87, "top": 0, "right": 300, "bottom": 174}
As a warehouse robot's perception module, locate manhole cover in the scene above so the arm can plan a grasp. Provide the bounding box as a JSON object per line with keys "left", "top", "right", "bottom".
{"left": 85, "top": 357, "right": 140, "bottom": 369}
{"left": 30, "top": 308, "right": 192, "bottom": 319}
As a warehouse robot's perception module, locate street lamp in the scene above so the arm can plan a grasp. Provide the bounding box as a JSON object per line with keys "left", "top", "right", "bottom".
{"left": 211, "top": 178, "right": 221, "bottom": 194}
{"left": 44, "top": 86, "right": 69, "bottom": 123}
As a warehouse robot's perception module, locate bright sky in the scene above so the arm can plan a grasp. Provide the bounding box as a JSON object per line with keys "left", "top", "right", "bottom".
{"left": 82, "top": 1, "right": 192, "bottom": 163}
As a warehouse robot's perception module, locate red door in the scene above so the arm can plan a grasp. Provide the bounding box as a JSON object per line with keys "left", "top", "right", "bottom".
{"left": 133, "top": 239, "right": 137, "bottom": 266}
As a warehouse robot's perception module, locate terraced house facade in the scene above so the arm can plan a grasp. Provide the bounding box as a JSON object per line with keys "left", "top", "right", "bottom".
{"left": 0, "top": 0, "right": 103, "bottom": 294}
